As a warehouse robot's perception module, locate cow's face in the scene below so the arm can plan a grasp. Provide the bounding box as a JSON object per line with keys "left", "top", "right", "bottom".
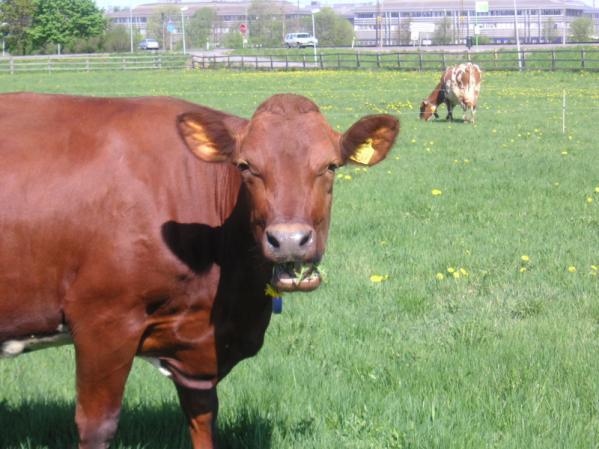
{"left": 178, "top": 94, "right": 399, "bottom": 292}
{"left": 419, "top": 100, "right": 437, "bottom": 121}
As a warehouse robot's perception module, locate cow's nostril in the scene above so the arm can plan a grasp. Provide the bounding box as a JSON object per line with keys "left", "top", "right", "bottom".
{"left": 299, "top": 231, "right": 312, "bottom": 247}
{"left": 266, "top": 232, "right": 280, "bottom": 249}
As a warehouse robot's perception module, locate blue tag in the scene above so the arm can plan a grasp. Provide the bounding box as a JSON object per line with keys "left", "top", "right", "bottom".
{"left": 272, "top": 296, "right": 283, "bottom": 314}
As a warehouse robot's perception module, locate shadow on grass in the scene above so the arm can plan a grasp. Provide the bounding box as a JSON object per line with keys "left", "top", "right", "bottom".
{"left": 0, "top": 400, "right": 273, "bottom": 449}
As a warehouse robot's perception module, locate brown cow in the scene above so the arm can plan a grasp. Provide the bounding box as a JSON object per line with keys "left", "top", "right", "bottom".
{"left": 420, "top": 63, "right": 482, "bottom": 123}
{"left": 0, "top": 92, "right": 399, "bottom": 449}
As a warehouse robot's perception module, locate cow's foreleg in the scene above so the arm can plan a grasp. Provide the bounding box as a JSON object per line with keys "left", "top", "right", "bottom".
{"left": 176, "top": 384, "right": 219, "bottom": 449}
{"left": 446, "top": 101, "right": 453, "bottom": 121}
{"left": 72, "top": 323, "right": 140, "bottom": 449}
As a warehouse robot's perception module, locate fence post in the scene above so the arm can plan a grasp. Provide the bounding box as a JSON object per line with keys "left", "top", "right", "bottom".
{"left": 241, "top": 56, "right": 244, "bottom": 70}
{"left": 48, "top": 57, "right": 51, "bottom": 74}
{"left": 397, "top": 52, "right": 401, "bottom": 69}
{"left": 418, "top": 50, "right": 423, "bottom": 71}
{"left": 319, "top": 53, "right": 324, "bottom": 69}
{"left": 285, "top": 55, "right": 288, "bottom": 71}
{"left": 441, "top": 51, "right": 446, "bottom": 70}
{"left": 494, "top": 49, "right": 498, "bottom": 69}
{"left": 255, "top": 55, "right": 258, "bottom": 69}
{"left": 270, "top": 55, "right": 273, "bottom": 70}
{"left": 86, "top": 58, "right": 90, "bottom": 72}
{"left": 10, "top": 57, "right": 14, "bottom": 75}
{"left": 520, "top": 50, "right": 525, "bottom": 70}
{"left": 581, "top": 49, "right": 585, "bottom": 69}
{"left": 303, "top": 55, "right": 306, "bottom": 69}
{"left": 356, "top": 53, "right": 360, "bottom": 68}
{"left": 122, "top": 58, "right": 126, "bottom": 70}
{"left": 551, "top": 50, "right": 556, "bottom": 71}
{"left": 376, "top": 53, "right": 381, "bottom": 68}
{"left": 337, "top": 54, "right": 341, "bottom": 70}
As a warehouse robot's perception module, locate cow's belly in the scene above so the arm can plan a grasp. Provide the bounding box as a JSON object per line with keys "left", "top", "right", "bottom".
{"left": 1, "top": 324, "right": 72, "bottom": 358}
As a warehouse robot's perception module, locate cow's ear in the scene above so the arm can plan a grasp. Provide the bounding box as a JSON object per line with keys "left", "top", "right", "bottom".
{"left": 177, "top": 110, "right": 248, "bottom": 162}
{"left": 340, "top": 114, "right": 399, "bottom": 166}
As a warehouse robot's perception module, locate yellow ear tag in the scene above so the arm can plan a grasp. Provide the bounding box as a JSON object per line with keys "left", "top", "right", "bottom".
{"left": 265, "top": 283, "right": 281, "bottom": 298}
{"left": 350, "top": 138, "right": 375, "bottom": 165}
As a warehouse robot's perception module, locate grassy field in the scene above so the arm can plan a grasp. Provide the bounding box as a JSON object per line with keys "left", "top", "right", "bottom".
{"left": 0, "top": 69, "right": 598, "bottom": 449}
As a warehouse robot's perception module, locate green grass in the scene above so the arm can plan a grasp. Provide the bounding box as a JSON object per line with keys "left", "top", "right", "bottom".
{"left": 0, "top": 69, "right": 598, "bottom": 449}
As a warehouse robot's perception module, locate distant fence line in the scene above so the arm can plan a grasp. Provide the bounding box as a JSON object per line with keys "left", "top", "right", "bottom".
{"left": 0, "top": 54, "right": 188, "bottom": 74}
{"left": 1, "top": 48, "right": 599, "bottom": 74}
{"left": 191, "top": 48, "right": 599, "bottom": 72}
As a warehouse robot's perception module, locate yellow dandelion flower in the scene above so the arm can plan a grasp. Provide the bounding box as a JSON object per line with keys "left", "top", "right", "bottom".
{"left": 561, "top": 151, "right": 568, "bottom": 155}
{"left": 452, "top": 271, "right": 461, "bottom": 279}
{"left": 435, "top": 272, "right": 445, "bottom": 280}
{"left": 432, "top": 189, "right": 443, "bottom": 196}
{"left": 568, "top": 266, "right": 577, "bottom": 273}
{"left": 411, "top": 138, "right": 416, "bottom": 144}
{"left": 369, "top": 274, "right": 389, "bottom": 283}
{"left": 343, "top": 175, "right": 352, "bottom": 180}
{"left": 519, "top": 267, "right": 527, "bottom": 273}
{"left": 447, "top": 267, "right": 455, "bottom": 273}
{"left": 521, "top": 255, "right": 530, "bottom": 262}
{"left": 492, "top": 129, "right": 497, "bottom": 133}
{"left": 587, "top": 197, "right": 594, "bottom": 204}
{"left": 592, "top": 265, "right": 598, "bottom": 271}
{"left": 595, "top": 187, "right": 599, "bottom": 193}
{"left": 459, "top": 268, "right": 469, "bottom": 276}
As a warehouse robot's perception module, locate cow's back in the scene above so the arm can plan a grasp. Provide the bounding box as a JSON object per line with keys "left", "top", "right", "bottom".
{"left": 0, "top": 93, "right": 241, "bottom": 340}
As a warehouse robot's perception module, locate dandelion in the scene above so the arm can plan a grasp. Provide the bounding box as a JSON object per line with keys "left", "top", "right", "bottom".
{"left": 459, "top": 268, "right": 469, "bottom": 276}
{"left": 369, "top": 274, "right": 389, "bottom": 283}
{"left": 432, "top": 189, "right": 443, "bottom": 196}
{"left": 568, "top": 266, "right": 577, "bottom": 273}
{"left": 411, "top": 138, "right": 416, "bottom": 144}
{"left": 519, "top": 267, "right": 527, "bottom": 273}
{"left": 587, "top": 197, "right": 594, "bottom": 204}
{"left": 435, "top": 272, "right": 445, "bottom": 281}
{"left": 447, "top": 267, "right": 455, "bottom": 273}
{"left": 492, "top": 129, "right": 497, "bottom": 134}
{"left": 595, "top": 187, "right": 599, "bottom": 193}
{"left": 521, "top": 255, "right": 530, "bottom": 262}
{"left": 561, "top": 151, "right": 568, "bottom": 155}
{"left": 452, "top": 271, "right": 461, "bottom": 279}
{"left": 343, "top": 175, "right": 352, "bottom": 180}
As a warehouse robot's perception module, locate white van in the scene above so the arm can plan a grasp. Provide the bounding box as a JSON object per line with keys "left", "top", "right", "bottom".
{"left": 284, "top": 33, "right": 318, "bottom": 48}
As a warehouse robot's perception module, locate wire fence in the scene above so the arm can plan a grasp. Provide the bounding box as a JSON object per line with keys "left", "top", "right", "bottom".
{"left": 0, "top": 54, "right": 189, "bottom": 74}
{"left": 191, "top": 48, "right": 599, "bottom": 72}
{"left": 1, "top": 48, "right": 598, "bottom": 74}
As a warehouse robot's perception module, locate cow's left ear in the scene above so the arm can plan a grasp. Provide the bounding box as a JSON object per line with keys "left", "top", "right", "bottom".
{"left": 177, "top": 109, "right": 248, "bottom": 162}
{"left": 340, "top": 114, "right": 400, "bottom": 166}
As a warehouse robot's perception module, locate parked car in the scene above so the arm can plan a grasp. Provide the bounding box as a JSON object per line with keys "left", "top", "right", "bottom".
{"left": 284, "top": 33, "right": 318, "bottom": 48}
{"left": 139, "top": 38, "right": 160, "bottom": 50}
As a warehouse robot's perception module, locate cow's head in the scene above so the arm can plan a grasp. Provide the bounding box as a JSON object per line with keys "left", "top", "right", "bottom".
{"left": 419, "top": 100, "right": 437, "bottom": 121}
{"left": 178, "top": 94, "right": 399, "bottom": 292}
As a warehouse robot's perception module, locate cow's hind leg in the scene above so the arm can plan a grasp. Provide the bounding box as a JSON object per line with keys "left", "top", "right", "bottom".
{"left": 446, "top": 102, "right": 453, "bottom": 121}
{"left": 176, "top": 385, "right": 219, "bottom": 449}
{"left": 69, "top": 305, "right": 143, "bottom": 449}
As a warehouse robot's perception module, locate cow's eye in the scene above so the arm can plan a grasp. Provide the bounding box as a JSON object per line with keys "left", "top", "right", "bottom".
{"left": 237, "top": 161, "right": 250, "bottom": 172}
{"left": 328, "top": 163, "right": 339, "bottom": 173}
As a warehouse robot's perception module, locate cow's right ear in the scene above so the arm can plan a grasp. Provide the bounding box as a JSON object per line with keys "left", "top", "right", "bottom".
{"left": 177, "top": 110, "right": 248, "bottom": 162}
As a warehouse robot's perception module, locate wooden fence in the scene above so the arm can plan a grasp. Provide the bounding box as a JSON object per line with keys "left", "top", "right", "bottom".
{"left": 190, "top": 48, "right": 599, "bottom": 72}
{"left": 0, "top": 54, "right": 189, "bottom": 74}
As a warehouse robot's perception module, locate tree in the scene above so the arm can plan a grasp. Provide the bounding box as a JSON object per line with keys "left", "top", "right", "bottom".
{"left": 304, "top": 7, "right": 353, "bottom": 46}
{"left": 187, "top": 7, "right": 216, "bottom": 49}
{"left": 0, "top": 0, "right": 35, "bottom": 55}
{"left": 146, "top": 5, "right": 179, "bottom": 50}
{"left": 28, "top": 0, "right": 105, "bottom": 53}
{"left": 570, "top": 16, "right": 593, "bottom": 42}
{"left": 247, "top": 0, "right": 285, "bottom": 47}
{"left": 432, "top": 16, "right": 453, "bottom": 45}
{"left": 542, "top": 17, "right": 558, "bottom": 43}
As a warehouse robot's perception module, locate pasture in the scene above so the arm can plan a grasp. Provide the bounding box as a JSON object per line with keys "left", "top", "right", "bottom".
{"left": 0, "top": 69, "right": 598, "bottom": 449}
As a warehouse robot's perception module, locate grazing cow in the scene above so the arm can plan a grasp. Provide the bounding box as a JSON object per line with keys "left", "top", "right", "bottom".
{"left": 0, "top": 92, "right": 399, "bottom": 449}
{"left": 420, "top": 63, "right": 482, "bottom": 123}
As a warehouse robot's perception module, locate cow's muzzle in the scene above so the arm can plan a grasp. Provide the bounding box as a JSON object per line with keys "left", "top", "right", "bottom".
{"left": 263, "top": 223, "right": 321, "bottom": 292}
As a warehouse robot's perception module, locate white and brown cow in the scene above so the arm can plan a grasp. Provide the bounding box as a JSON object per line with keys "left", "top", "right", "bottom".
{"left": 420, "top": 63, "right": 482, "bottom": 123}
